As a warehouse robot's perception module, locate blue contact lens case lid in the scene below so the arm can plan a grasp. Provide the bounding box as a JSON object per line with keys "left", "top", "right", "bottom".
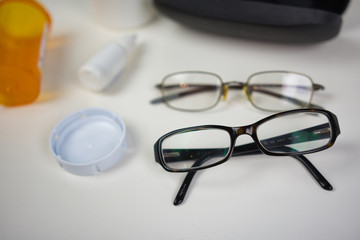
{"left": 49, "top": 108, "right": 126, "bottom": 175}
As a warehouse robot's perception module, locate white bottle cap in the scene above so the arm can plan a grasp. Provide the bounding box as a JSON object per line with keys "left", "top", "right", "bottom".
{"left": 79, "top": 34, "right": 137, "bottom": 91}
{"left": 49, "top": 108, "right": 126, "bottom": 175}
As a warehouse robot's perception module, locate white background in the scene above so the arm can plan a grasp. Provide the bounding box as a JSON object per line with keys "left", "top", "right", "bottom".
{"left": 1, "top": 0, "right": 359, "bottom": 239}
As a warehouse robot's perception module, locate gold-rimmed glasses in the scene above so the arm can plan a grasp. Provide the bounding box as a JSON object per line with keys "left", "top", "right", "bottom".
{"left": 151, "top": 70, "right": 324, "bottom": 112}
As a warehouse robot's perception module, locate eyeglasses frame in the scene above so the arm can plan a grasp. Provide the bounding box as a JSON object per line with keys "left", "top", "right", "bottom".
{"left": 155, "top": 108, "right": 340, "bottom": 172}
{"left": 154, "top": 108, "right": 341, "bottom": 205}
{"left": 153, "top": 70, "right": 324, "bottom": 112}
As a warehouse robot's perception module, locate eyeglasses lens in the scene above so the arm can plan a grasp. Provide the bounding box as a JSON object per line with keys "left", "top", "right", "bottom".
{"left": 162, "top": 72, "right": 222, "bottom": 111}
{"left": 257, "top": 112, "right": 332, "bottom": 154}
{"left": 161, "top": 128, "right": 231, "bottom": 170}
{"left": 247, "top": 72, "right": 313, "bottom": 111}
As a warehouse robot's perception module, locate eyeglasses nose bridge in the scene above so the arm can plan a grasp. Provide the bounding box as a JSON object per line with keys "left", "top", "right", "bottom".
{"left": 222, "top": 85, "right": 229, "bottom": 101}
{"left": 235, "top": 125, "right": 253, "bottom": 136}
{"left": 243, "top": 85, "right": 251, "bottom": 100}
{"left": 223, "top": 81, "right": 245, "bottom": 101}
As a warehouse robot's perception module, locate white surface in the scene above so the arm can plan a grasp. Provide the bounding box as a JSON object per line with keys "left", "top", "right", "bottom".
{"left": 92, "top": 0, "right": 155, "bottom": 29}
{"left": 1, "top": 0, "right": 359, "bottom": 239}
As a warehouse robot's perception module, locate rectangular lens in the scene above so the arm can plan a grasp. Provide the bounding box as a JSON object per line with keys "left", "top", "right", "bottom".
{"left": 161, "top": 128, "right": 231, "bottom": 170}
{"left": 247, "top": 72, "right": 313, "bottom": 111}
{"left": 256, "top": 112, "right": 332, "bottom": 154}
{"left": 161, "top": 71, "right": 222, "bottom": 111}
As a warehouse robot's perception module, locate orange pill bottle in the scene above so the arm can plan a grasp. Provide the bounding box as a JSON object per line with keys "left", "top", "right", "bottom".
{"left": 0, "top": 0, "right": 51, "bottom": 106}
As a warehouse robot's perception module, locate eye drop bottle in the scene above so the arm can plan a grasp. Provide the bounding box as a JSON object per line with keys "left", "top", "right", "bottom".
{"left": 79, "top": 34, "right": 137, "bottom": 91}
{"left": 0, "top": 0, "right": 52, "bottom": 106}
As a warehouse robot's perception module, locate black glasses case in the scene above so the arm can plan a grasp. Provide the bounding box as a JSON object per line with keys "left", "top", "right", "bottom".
{"left": 153, "top": 0, "right": 350, "bottom": 43}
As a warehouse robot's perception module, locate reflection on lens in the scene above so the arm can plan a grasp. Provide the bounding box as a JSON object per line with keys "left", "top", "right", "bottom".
{"left": 161, "top": 71, "right": 222, "bottom": 111}
{"left": 247, "top": 72, "right": 313, "bottom": 111}
{"left": 162, "top": 128, "right": 230, "bottom": 170}
{"left": 256, "top": 112, "right": 332, "bottom": 153}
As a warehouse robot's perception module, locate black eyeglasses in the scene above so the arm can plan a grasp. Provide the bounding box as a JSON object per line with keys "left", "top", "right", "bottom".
{"left": 151, "top": 70, "right": 324, "bottom": 112}
{"left": 154, "top": 109, "right": 340, "bottom": 205}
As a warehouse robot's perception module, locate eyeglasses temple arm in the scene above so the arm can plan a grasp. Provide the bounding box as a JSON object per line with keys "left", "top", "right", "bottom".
{"left": 150, "top": 85, "right": 293, "bottom": 106}
{"left": 313, "top": 83, "right": 325, "bottom": 91}
{"left": 290, "top": 153, "right": 332, "bottom": 190}
{"left": 259, "top": 123, "right": 331, "bottom": 149}
{"left": 151, "top": 83, "right": 324, "bottom": 109}
{"left": 174, "top": 144, "right": 332, "bottom": 205}
{"left": 173, "top": 146, "right": 260, "bottom": 205}
{"left": 150, "top": 85, "right": 219, "bottom": 104}
{"left": 174, "top": 171, "right": 195, "bottom": 205}
{"left": 250, "top": 88, "right": 314, "bottom": 108}
{"left": 232, "top": 145, "right": 332, "bottom": 190}
{"left": 173, "top": 155, "right": 210, "bottom": 206}
{"left": 247, "top": 83, "right": 324, "bottom": 108}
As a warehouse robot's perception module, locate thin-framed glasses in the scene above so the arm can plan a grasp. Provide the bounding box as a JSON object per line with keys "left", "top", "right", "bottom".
{"left": 154, "top": 109, "right": 340, "bottom": 205}
{"left": 150, "top": 70, "right": 325, "bottom": 112}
